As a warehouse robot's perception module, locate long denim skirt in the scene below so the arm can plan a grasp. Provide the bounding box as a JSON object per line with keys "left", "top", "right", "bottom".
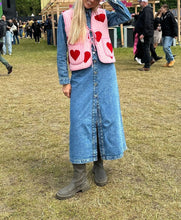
{"left": 69, "top": 59, "right": 127, "bottom": 164}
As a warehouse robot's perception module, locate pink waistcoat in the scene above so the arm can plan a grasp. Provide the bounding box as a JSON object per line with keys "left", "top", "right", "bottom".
{"left": 62, "top": 8, "right": 116, "bottom": 71}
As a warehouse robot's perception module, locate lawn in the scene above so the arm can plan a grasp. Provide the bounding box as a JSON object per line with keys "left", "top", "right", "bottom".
{"left": 0, "top": 38, "right": 180, "bottom": 220}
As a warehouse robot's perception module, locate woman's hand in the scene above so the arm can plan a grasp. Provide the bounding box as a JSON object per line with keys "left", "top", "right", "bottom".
{"left": 139, "top": 34, "right": 144, "bottom": 40}
{"left": 62, "top": 84, "right": 71, "bottom": 98}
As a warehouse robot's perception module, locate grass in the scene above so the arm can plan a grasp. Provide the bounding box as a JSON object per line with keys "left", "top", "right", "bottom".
{"left": 0, "top": 38, "right": 181, "bottom": 220}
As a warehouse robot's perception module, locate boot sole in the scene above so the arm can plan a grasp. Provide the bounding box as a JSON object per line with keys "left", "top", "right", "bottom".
{"left": 94, "top": 180, "right": 107, "bottom": 187}
{"left": 55, "top": 182, "right": 90, "bottom": 200}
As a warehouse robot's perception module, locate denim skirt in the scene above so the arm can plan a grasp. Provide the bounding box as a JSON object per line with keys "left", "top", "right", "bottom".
{"left": 69, "top": 57, "right": 127, "bottom": 164}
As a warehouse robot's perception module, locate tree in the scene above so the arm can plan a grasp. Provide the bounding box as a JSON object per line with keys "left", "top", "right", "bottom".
{"left": 16, "top": 0, "right": 41, "bottom": 17}
{"left": 156, "top": 0, "right": 177, "bottom": 10}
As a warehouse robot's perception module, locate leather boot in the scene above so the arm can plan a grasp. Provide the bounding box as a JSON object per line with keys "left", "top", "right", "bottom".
{"left": 56, "top": 164, "right": 90, "bottom": 200}
{"left": 7, "top": 65, "right": 13, "bottom": 74}
{"left": 93, "top": 157, "right": 108, "bottom": 186}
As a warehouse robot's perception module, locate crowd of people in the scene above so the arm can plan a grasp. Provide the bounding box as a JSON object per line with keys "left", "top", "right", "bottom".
{"left": 2, "top": 16, "right": 44, "bottom": 47}
{"left": 133, "top": 0, "right": 178, "bottom": 71}
{"left": 1, "top": 15, "right": 54, "bottom": 49}
{"left": 1, "top": 1, "right": 178, "bottom": 75}
{"left": 0, "top": 14, "right": 55, "bottom": 74}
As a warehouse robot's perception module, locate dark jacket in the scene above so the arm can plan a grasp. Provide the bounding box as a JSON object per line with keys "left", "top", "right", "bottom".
{"left": 6, "top": 21, "right": 13, "bottom": 32}
{"left": 160, "top": 10, "right": 178, "bottom": 37}
{"left": 154, "top": 17, "right": 161, "bottom": 30}
{"left": 44, "top": 18, "right": 52, "bottom": 30}
{"left": 135, "top": 5, "right": 154, "bottom": 37}
{"left": 32, "top": 22, "right": 41, "bottom": 34}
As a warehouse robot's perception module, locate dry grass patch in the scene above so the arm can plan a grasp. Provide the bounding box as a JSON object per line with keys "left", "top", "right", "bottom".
{"left": 0, "top": 39, "right": 181, "bottom": 219}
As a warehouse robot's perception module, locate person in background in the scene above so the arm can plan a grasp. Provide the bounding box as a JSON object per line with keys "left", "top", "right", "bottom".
{"left": 135, "top": 0, "right": 154, "bottom": 71}
{"left": 32, "top": 19, "right": 42, "bottom": 43}
{"left": 22, "top": 22, "right": 26, "bottom": 38}
{"left": 132, "top": 0, "right": 162, "bottom": 66}
{"left": 38, "top": 20, "right": 42, "bottom": 39}
{"left": 9, "top": 19, "right": 14, "bottom": 45}
{"left": 0, "top": 17, "right": 13, "bottom": 74}
{"left": 25, "top": 21, "right": 30, "bottom": 38}
{"left": 1, "top": 15, "right": 12, "bottom": 55}
{"left": 44, "top": 14, "right": 52, "bottom": 45}
{"left": 160, "top": 4, "right": 178, "bottom": 67}
{"left": 12, "top": 18, "right": 19, "bottom": 45}
{"left": 132, "top": 12, "right": 144, "bottom": 64}
{"left": 19, "top": 20, "right": 23, "bottom": 39}
{"left": 56, "top": 0, "right": 131, "bottom": 200}
{"left": 28, "top": 18, "right": 34, "bottom": 39}
{"left": 153, "top": 9, "right": 162, "bottom": 49}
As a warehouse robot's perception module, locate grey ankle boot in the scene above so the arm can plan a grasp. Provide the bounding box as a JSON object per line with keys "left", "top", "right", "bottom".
{"left": 93, "top": 158, "right": 108, "bottom": 186}
{"left": 56, "top": 164, "right": 90, "bottom": 200}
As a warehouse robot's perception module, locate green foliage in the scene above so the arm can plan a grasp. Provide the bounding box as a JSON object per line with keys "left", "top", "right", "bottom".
{"left": 16, "top": 0, "right": 41, "bottom": 16}
{"left": 156, "top": 0, "right": 177, "bottom": 10}
{"left": 15, "top": 0, "right": 178, "bottom": 17}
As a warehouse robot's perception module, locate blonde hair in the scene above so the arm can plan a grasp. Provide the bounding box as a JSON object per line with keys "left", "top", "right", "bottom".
{"left": 68, "top": 0, "right": 87, "bottom": 44}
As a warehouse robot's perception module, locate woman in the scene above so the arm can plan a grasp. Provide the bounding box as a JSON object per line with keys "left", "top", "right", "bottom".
{"left": 56, "top": 0, "right": 131, "bottom": 200}
{"left": 18, "top": 20, "right": 23, "bottom": 39}
{"left": 12, "top": 18, "right": 19, "bottom": 45}
{"left": 153, "top": 9, "right": 162, "bottom": 49}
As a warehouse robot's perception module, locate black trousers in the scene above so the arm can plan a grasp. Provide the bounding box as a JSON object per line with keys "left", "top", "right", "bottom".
{"left": 135, "top": 37, "right": 157, "bottom": 62}
{"left": 34, "top": 33, "right": 40, "bottom": 42}
{"left": 150, "top": 41, "right": 158, "bottom": 60}
{"left": 135, "top": 40, "right": 144, "bottom": 60}
{"left": 142, "top": 36, "right": 153, "bottom": 68}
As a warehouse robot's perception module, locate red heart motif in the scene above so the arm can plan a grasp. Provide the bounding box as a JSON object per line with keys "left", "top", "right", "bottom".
{"left": 68, "top": 56, "right": 70, "bottom": 64}
{"left": 95, "top": 14, "right": 105, "bottom": 22}
{"left": 106, "top": 42, "right": 113, "bottom": 53}
{"left": 70, "top": 50, "right": 80, "bottom": 61}
{"left": 84, "top": 51, "right": 91, "bottom": 63}
{"left": 95, "top": 31, "right": 102, "bottom": 42}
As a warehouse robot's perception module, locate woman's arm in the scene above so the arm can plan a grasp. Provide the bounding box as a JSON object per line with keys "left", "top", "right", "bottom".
{"left": 57, "top": 15, "right": 70, "bottom": 85}
{"left": 106, "top": 0, "right": 131, "bottom": 27}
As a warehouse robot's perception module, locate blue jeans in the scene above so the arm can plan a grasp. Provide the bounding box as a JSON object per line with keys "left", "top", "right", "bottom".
{"left": 13, "top": 35, "right": 19, "bottom": 45}
{"left": 162, "top": 36, "right": 174, "bottom": 63}
{"left": 46, "top": 29, "right": 52, "bottom": 45}
{"left": 3, "top": 31, "right": 12, "bottom": 55}
{"left": 19, "top": 29, "right": 23, "bottom": 38}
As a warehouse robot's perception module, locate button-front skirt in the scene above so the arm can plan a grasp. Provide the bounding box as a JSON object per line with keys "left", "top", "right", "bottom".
{"left": 69, "top": 59, "right": 127, "bottom": 164}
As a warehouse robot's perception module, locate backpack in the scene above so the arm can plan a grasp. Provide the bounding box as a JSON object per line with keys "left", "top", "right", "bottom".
{"left": 0, "top": 20, "right": 6, "bottom": 38}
